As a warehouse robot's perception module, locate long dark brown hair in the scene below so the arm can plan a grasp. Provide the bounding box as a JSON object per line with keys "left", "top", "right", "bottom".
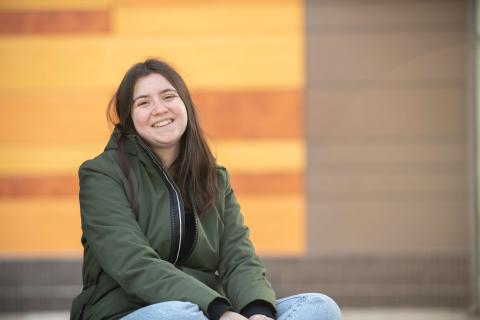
{"left": 107, "top": 59, "right": 218, "bottom": 215}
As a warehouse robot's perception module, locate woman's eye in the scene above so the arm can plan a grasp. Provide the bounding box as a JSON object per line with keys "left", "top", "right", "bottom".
{"left": 137, "top": 101, "right": 149, "bottom": 107}
{"left": 164, "top": 95, "right": 176, "bottom": 100}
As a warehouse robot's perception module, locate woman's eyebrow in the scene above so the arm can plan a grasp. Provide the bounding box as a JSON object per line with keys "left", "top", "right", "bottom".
{"left": 133, "top": 88, "right": 177, "bottom": 102}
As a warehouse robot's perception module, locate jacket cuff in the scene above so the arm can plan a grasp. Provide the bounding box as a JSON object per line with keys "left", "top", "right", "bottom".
{"left": 240, "top": 299, "right": 276, "bottom": 318}
{"left": 208, "top": 297, "right": 233, "bottom": 320}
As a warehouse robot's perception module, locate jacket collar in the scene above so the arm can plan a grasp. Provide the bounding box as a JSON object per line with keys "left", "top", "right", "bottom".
{"left": 104, "top": 128, "right": 165, "bottom": 177}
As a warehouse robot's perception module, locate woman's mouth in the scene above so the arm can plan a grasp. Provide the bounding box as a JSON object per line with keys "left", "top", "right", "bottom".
{"left": 152, "top": 119, "right": 173, "bottom": 128}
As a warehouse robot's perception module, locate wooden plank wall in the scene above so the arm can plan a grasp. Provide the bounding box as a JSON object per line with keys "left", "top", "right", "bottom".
{"left": 0, "top": 0, "right": 305, "bottom": 256}
{"left": 306, "top": 0, "right": 469, "bottom": 255}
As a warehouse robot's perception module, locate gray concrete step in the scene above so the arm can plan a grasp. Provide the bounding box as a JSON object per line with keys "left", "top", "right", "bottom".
{"left": 0, "top": 308, "right": 478, "bottom": 320}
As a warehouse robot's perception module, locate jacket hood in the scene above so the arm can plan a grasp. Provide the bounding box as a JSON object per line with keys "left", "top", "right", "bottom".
{"left": 105, "top": 127, "right": 140, "bottom": 156}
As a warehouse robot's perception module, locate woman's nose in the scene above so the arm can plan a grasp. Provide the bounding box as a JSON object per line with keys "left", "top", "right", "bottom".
{"left": 152, "top": 99, "right": 168, "bottom": 114}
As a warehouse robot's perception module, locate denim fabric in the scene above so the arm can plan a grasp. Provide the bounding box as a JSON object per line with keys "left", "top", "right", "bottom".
{"left": 121, "top": 293, "right": 341, "bottom": 320}
{"left": 276, "top": 293, "right": 342, "bottom": 320}
{"left": 121, "top": 301, "right": 209, "bottom": 320}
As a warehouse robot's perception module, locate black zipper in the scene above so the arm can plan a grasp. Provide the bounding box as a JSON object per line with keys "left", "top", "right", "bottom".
{"left": 177, "top": 188, "right": 199, "bottom": 265}
{"left": 135, "top": 136, "right": 185, "bottom": 265}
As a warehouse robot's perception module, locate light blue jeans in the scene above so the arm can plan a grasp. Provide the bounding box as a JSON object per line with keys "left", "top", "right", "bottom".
{"left": 121, "top": 293, "right": 342, "bottom": 320}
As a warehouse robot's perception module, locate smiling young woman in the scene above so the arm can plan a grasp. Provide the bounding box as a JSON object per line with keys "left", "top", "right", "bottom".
{"left": 70, "top": 59, "right": 342, "bottom": 320}
{"left": 130, "top": 73, "right": 188, "bottom": 169}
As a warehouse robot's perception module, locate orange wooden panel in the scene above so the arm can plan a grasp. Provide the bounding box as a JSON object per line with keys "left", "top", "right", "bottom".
{"left": 0, "top": 89, "right": 301, "bottom": 144}
{"left": 0, "top": 173, "right": 302, "bottom": 197}
{"left": 0, "top": 195, "right": 304, "bottom": 256}
{"left": 230, "top": 173, "right": 303, "bottom": 195}
{"left": 238, "top": 195, "right": 305, "bottom": 255}
{"left": 0, "top": 91, "right": 113, "bottom": 144}
{"left": 0, "top": 0, "right": 113, "bottom": 10}
{"left": 193, "top": 90, "right": 303, "bottom": 139}
{"left": 0, "top": 10, "right": 110, "bottom": 34}
{"left": 0, "top": 198, "right": 82, "bottom": 254}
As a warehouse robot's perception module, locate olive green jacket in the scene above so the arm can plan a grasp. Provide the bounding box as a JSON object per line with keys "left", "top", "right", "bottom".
{"left": 70, "top": 131, "right": 276, "bottom": 320}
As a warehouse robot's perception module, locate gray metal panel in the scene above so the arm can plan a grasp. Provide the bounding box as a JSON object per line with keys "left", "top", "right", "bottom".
{"left": 306, "top": 0, "right": 469, "bottom": 257}
{"left": 307, "top": 88, "right": 465, "bottom": 138}
{"left": 309, "top": 201, "right": 467, "bottom": 254}
{"left": 306, "top": 0, "right": 466, "bottom": 30}
{"left": 307, "top": 32, "right": 466, "bottom": 86}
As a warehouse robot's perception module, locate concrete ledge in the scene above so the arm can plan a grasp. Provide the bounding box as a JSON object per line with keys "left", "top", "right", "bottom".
{"left": 264, "top": 253, "right": 469, "bottom": 307}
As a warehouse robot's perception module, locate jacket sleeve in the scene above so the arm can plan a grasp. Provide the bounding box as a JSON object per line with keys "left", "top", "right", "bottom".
{"left": 217, "top": 168, "right": 277, "bottom": 312}
{"left": 79, "top": 159, "right": 224, "bottom": 313}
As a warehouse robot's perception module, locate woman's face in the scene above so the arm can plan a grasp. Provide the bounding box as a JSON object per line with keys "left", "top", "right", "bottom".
{"left": 131, "top": 73, "right": 188, "bottom": 159}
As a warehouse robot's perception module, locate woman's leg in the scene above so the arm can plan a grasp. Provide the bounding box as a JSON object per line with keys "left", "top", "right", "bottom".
{"left": 276, "top": 293, "right": 341, "bottom": 320}
{"left": 121, "top": 301, "right": 208, "bottom": 320}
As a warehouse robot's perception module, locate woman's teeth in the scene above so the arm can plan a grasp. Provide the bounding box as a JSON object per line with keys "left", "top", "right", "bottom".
{"left": 152, "top": 119, "right": 173, "bottom": 128}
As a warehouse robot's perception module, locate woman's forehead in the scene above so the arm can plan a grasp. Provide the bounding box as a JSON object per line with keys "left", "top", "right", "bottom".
{"left": 134, "top": 73, "right": 176, "bottom": 96}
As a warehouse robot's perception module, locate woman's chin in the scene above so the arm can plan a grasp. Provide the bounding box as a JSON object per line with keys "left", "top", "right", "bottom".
{"left": 151, "top": 139, "right": 181, "bottom": 151}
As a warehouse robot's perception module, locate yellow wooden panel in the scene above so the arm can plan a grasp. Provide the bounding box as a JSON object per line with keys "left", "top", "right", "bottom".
{"left": 113, "top": 3, "right": 302, "bottom": 36}
{"left": 212, "top": 140, "right": 305, "bottom": 173}
{"left": 0, "top": 0, "right": 112, "bottom": 10}
{"left": 0, "top": 194, "right": 304, "bottom": 256}
{"left": 0, "top": 139, "right": 305, "bottom": 175}
{"left": 0, "top": 35, "right": 303, "bottom": 90}
{"left": 117, "top": 0, "right": 299, "bottom": 3}
{"left": 0, "top": 144, "right": 103, "bottom": 176}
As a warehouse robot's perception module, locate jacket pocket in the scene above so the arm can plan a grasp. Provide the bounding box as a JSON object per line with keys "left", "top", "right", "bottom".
{"left": 181, "top": 266, "right": 225, "bottom": 295}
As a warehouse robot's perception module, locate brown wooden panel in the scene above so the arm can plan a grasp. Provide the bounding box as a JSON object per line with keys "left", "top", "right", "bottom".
{"left": 193, "top": 90, "right": 303, "bottom": 139}
{"left": 307, "top": 88, "right": 464, "bottom": 138}
{"left": 307, "top": 0, "right": 466, "bottom": 30}
{"left": 0, "top": 89, "right": 302, "bottom": 144}
{"left": 0, "top": 176, "right": 79, "bottom": 197}
{"left": 0, "top": 173, "right": 302, "bottom": 197}
{"left": 0, "top": 10, "right": 110, "bottom": 34}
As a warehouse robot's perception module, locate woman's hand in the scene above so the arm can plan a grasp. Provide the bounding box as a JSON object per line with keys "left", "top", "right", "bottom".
{"left": 249, "top": 315, "right": 274, "bottom": 320}
{"left": 219, "top": 311, "right": 248, "bottom": 320}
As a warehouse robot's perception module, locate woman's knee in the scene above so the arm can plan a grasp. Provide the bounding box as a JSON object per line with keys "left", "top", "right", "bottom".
{"left": 162, "top": 301, "right": 205, "bottom": 318}
{"left": 278, "top": 293, "right": 341, "bottom": 320}
{"left": 122, "top": 301, "right": 207, "bottom": 320}
{"left": 303, "top": 293, "right": 341, "bottom": 320}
